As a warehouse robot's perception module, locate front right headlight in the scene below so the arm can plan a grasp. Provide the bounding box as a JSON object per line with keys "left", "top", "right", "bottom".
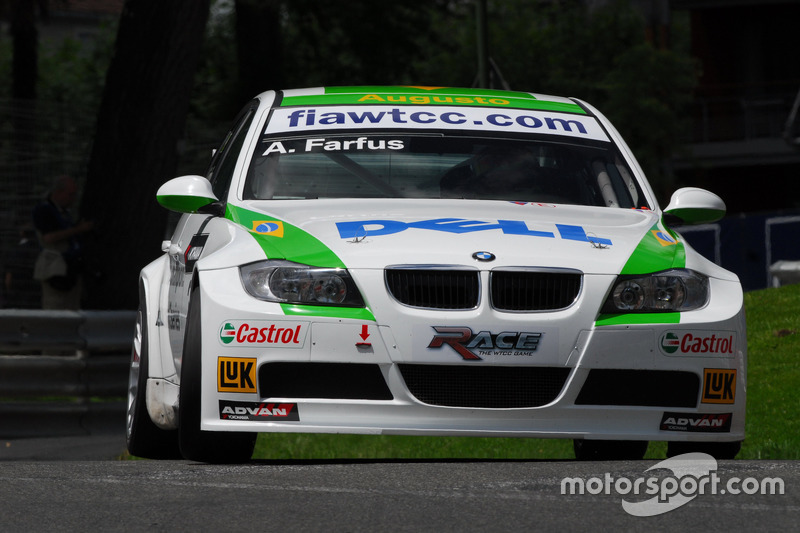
{"left": 601, "top": 268, "right": 709, "bottom": 313}
{"left": 240, "top": 260, "right": 365, "bottom": 307}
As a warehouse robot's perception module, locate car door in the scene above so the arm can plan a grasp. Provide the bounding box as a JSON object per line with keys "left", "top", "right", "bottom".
{"left": 166, "top": 101, "right": 259, "bottom": 371}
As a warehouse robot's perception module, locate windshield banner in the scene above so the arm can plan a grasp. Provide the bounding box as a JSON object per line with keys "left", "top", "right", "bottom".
{"left": 264, "top": 105, "right": 610, "bottom": 142}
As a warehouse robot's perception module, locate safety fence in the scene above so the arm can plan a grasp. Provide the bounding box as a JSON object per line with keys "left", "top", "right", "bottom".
{"left": 0, "top": 310, "right": 135, "bottom": 439}
{"left": 678, "top": 209, "right": 800, "bottom": 291}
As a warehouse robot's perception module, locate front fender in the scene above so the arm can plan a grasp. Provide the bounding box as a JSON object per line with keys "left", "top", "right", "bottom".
{"left": 139, "top": 254, "right": 177, "bottom": 380}
{"left": 140, "top": 254, "right": 181, "bottom": 430}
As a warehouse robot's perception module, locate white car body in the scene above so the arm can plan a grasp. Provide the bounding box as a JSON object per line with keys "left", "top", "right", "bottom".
{"left": 127, "top": 87, "right": 746, "bottom": 462}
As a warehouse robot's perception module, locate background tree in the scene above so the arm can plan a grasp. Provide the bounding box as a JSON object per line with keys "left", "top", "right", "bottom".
{"left": 0, "top": 0, "right": 699, "bottom": 309}
{"left": 234, "top": 0, "right": 283, "bottom": 103}
{"left": 79, "top": 0, "right": 210, "bottom": 309}
{"left": 416, "top": 0, "right": 697, "bottom": 202}
{"left": 6, "top": 0, "right": 45, "bottom": 178}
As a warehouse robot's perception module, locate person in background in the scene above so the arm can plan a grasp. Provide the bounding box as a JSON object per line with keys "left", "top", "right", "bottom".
{"left": 32, "top": 175, "right": 94, "bottom": 310}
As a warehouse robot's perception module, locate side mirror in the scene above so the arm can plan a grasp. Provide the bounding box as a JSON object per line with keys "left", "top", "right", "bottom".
{"left": 156, "top": 175, "right": 220, "bottom": 214}
{"left": 663, "top": 187, "right": 726, "bottom": 225}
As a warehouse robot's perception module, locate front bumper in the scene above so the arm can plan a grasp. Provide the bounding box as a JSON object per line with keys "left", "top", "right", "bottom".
{"left": 196, "top": 267, "right": 746, "bottom": 443}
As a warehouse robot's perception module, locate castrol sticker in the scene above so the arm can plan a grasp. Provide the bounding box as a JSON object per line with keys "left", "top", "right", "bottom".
{"left": 219, "top": 321, "right": 308, "bottom": 348}
{"left": 659, "top": 331, "right": 736, "bottom": 357}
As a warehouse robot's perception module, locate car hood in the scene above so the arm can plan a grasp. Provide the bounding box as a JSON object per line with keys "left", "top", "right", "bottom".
{"left": 229, "top": 199, "right": 670, "bottom": 275}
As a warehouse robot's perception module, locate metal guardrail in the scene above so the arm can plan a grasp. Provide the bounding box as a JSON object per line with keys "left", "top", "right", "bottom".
{"left": 0, "top": 310, "right": 135, "bottom": 439}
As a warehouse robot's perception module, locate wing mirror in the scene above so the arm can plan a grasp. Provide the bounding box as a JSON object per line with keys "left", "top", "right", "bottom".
{"left": 663, "top": 187, "right": 726, "bottom": 225}
{"left": 156, "top": 175, "right": 222, "bottom": 215}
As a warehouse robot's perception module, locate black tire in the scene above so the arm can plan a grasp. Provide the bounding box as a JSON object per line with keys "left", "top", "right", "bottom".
{"left": 126, "top": 299, "right": 181, "bottom": 459}
{"left": 667, "top": 441, "right": 742, "bottom": 460}
{"left": 178, "top": 285, "right": 256, "bottom": 463}
{"left": 573, "top": 439, "right": 648, "bottom": 461}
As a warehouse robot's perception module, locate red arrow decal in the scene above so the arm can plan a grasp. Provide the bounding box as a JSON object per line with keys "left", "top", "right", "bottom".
{"left": 359, "top": 324, "right": 370, "bottom": 341}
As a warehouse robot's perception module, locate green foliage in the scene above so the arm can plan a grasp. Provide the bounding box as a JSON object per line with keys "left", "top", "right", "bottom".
{"left": 1, "top": 0, "right": 699, "bottom": 195}
{"left": 738, "top": 283, "right": 800, "bottom": 459}
{"left": 482, "top": 0, "right": 697, "bottom": 199}
{"left": 254, "top": 433, "right": 576, "bottom": 461}
{"left": 191, "top": 0, "right": 241, "bottom": 120}
{"left": 37, "top": 22, "right": 116, "bottom": 113}
{"left": 602, "top": 45, "right": 698, "bottom": 200}
{"left": 278, "top": 0, "right": 440, "bottom": 87}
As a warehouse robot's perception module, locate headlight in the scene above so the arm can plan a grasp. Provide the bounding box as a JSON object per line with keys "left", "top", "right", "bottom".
{"left": 240, "top": 260, "right": 365, "bottom": 307}
{"left": 601, "top": 269, "right": 708, "bottom": 313}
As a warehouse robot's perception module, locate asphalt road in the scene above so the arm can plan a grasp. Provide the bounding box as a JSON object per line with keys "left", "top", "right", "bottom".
{"left": 0, "top": 433, "right": 797, "bottom": 532}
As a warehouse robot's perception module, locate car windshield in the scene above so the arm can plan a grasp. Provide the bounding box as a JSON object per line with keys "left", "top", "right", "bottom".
{"left": 243, "top": 133, "right": 648, "bottom": 208}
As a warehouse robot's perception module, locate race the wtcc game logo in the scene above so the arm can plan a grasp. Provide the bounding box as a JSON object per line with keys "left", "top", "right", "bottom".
{"left": 561, "top": 453, "right": 784, "bottom": 517}
{"left": 427, "top": 326, "right": 542, "bottom": 360}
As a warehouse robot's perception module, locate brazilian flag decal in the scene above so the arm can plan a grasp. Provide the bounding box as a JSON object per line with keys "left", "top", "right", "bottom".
{"left": 620, "top": 222, "right": 686, "bottom": 275}
{"left": 227, "top": 204, "right": 346, "bottom": 268}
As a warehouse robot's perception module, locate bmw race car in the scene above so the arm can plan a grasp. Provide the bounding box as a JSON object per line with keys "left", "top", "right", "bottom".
{"left": 126, "top": 86, "right": 746, "bottom": 463}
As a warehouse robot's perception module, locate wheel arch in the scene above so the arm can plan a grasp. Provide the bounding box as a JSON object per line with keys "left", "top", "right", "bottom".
{"left": 139, "top": 255, "right": 174, "bottom": 380}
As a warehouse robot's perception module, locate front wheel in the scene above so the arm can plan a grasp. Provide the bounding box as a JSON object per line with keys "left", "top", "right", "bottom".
{"left": 573, "top": 439, "right": 648, "bottom": 461}
{"left": 126, "top": 301, "right": 180, "bottom": 459}
{"left": 178, "top": 285, "right": 256, "bottom": 463}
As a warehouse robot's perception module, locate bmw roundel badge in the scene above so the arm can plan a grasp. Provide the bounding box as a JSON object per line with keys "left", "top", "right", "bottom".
{"left": 472, "top": 251, "right": 495, "bottom": 262}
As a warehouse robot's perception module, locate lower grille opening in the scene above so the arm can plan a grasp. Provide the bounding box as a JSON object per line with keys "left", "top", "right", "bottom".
{"left": 399, "top": 364, "right": 570, "bottom": 408}
{"left": 575, "top": 369, "right": 699, "bottom": 407}
{"left": 259, "top": 362, "right": 393, "bottom": 400}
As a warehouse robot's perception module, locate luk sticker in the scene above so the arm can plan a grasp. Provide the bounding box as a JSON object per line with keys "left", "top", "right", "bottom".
{"left": 427, "top": 326, "right": 543, "bottom": 361}
{"left": 219, "top": 321, "right": 308, "bottom": 347}
{"left": 701, "top": 369, "right": 736, "bottom": 404}
{"left": 217, "top": 357, "right": 257, "bottom": 393}
{"left": 659, "top": 412, "right": 732, "bottom": 433}
{"left": 659, "top": 331, "right": 735, "bottom": 357}
{"left": 219, "top": 400, "right": 299, "bottom": 421}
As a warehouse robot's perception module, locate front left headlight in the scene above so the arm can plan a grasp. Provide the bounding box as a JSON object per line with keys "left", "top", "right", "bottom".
{"left": 601, "top": 268, "right": 709, "bottom": 313}
{"left": 240, "top": 260, "right": 366, "bottom": 307}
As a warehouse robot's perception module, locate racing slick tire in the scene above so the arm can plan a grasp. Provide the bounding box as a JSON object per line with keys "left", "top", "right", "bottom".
{"left": 126, "top": 298, "right": 181, "bottom": 459}
{"left": 667, "top": 441, "right": 742, "bottom": 460}
{"left": 573, "top": 439, "right": 648, "bottom": 461}
{"left": 178, "top": 285, "right": 257, "bottom": 463}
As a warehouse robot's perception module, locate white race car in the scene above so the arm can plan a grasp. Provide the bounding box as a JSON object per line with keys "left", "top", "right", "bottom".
{"left": 126, "top": 86, "right": 746, "bottom": 463}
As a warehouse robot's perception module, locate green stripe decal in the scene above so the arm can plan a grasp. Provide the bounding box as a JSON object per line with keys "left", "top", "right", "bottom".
{"left": 227, "top": 204, "right": 375, "bottom": 321}
{"left": 280, "top": 304, "right": 375, "bottom": 321}
{"left": 620, "top": 223, "right": 686, "bottom": 275}
{"left": 595, "top": 222, "right": 686, "bottom": 327}
{"left": 281, "top": 86, "right": 586, "bottom": 114}
{"left": 595, "top": 312, "right": 680, "bottom": 326}
{"left": 227, "top": 204, "right": 345, "bottom": 268}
